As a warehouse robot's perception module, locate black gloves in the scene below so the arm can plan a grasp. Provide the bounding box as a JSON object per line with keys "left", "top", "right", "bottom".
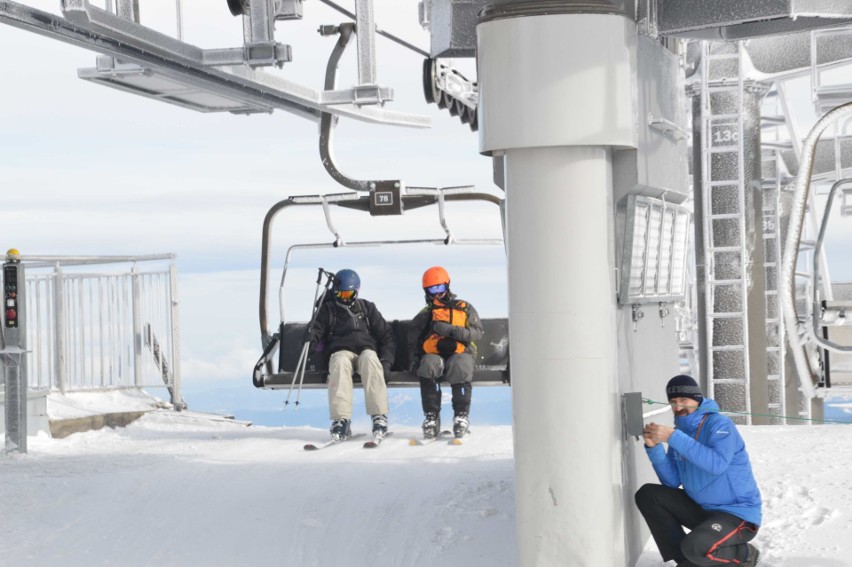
{"left": 432, "top": 321, "right": 453, "bottom": 337}
{"left": 382, "top": 360, "right": 392, "bottom": 380}
{"left": 432, "top": 321, "right": 469, "bottom": 343}
{"left": 408, "top": 359, "right": 419, "bottom": 375}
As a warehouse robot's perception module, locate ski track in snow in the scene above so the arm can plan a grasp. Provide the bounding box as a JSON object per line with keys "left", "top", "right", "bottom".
{"left": 3, "top": 412, "right": 852, "bottom": 566}
{"left": 0, "top": 413, "right": 515, "bottom": 567}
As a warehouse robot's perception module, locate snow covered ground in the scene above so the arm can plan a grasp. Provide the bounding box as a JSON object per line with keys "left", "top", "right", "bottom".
{"left": 2, "top": 408, "right": 851, "bottom": 567}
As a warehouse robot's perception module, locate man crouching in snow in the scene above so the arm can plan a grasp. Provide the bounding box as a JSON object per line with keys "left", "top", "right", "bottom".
{"left": 635, "top": 375, "right": 762, "bottom": 567}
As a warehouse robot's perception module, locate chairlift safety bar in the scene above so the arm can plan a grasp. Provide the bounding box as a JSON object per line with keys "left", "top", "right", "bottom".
{"left": 259, "top": 190, "right": 504, "bottom": 344}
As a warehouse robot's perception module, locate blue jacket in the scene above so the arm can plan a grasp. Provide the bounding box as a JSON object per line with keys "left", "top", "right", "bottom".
{"left": 645, "top": 398, "right": 762, "bottom": 525}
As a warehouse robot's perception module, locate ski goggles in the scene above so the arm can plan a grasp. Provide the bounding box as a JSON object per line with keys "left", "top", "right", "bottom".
{"left": 335, "top": 289, "right": 356, "bottom": 300}
{"left": 426, "top": 284, "right": 447, "bottom": 295}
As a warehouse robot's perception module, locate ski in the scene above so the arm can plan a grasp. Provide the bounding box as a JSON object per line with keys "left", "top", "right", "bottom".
{"left": 363, "top": 431, "right": 394, "bottom": 449}
{"left": 408, "top": 430, "right": 452, "bottom": 446}
{"left": 449, "top": 429, "right": 471, "bottom": 446}
{"left": 303, "top": 433, "right": 366, "bottom": 451}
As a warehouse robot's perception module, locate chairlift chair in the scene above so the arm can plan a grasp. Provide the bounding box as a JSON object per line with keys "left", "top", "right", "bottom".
{"left": 252, "top": 187, "right": 511, "bottom": 402}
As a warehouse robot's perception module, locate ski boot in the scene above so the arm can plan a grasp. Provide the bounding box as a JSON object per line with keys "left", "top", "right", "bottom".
{"left": 330, "top": 418, "right": 351, "bottom": 441}
{"left": 453, "top": 413, "right": 469, "bottom": 438}
{"left": 422, "top": 412, "right": 440, "bottom": 439}
{"left": 372, "top": 414, "right": 388, "bottom": 437}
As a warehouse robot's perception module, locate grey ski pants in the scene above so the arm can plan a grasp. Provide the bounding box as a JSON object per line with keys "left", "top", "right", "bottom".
{"left": 327, "top": 349, "right": 388, "bottom": 419}
{"left": 416, "top": 352, "right": 474, "bottom": 384}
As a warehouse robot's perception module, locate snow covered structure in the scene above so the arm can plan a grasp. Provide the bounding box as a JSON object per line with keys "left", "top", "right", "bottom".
{"left": 4, "top": 1, "right": 852, "bottom": 565}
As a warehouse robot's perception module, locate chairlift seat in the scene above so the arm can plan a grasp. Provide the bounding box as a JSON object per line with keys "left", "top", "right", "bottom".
{"left": 258, "top": 318, "right": 510, "bottom": 389}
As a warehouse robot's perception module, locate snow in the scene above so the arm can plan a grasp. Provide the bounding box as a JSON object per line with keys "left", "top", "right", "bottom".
{"left": 2, "top": 406, "right": 852, "bottom": 567}
{"left": 47, "top": 390, "right": 172, "bottom": 419}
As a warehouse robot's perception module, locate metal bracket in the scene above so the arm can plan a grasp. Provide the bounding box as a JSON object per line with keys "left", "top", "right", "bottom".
{"left": 320, "top": 85, "right": 393, "bottom": 106}
{"left": 648, "top": 112, "right": 689, "bottom": 140}
{"left": 632, "top": 304, "right": 645, "bottom": 331}
{"left": 243, "top": 41, "right": 292, "bottom": 68}
{"left": 659, "top": 302, "right": 670, "bottom": 325}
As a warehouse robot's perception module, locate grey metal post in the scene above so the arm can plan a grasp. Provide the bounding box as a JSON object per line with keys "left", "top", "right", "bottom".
{"left": 116, "top": 0, "right": 140, "bottom": 22}
{"left": 131, "top": 264, "right": 143, "bottom": 387}
{"left": 246, "top": 0, "right": 275, "bottom": 44}
{"left": 689, "top": 92, "right": 710, "bottom": 389}
{"left": 168, "top": 263, "right": 185, "bottom": 409}
{"left": 53, "top": 263, "right": 67, "bottom": 394}
{"left": 354, "top": 0, "right": 377, "bottom": 85}
{"left": 3, "top": 255, "right": 27, "bottom": 453}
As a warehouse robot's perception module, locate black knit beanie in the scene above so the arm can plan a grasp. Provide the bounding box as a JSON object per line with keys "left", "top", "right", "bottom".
{"left": 666, "top": 375, "right": 704, "bottom": 403}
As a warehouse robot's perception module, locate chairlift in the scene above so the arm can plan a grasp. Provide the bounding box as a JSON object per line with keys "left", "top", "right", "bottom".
{"left": 252, "top": 187, "right": 511, "bottom": 404}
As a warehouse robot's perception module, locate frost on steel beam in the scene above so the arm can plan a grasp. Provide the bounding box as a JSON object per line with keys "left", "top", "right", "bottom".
{"left": 657, "top": 0, "right": 852, "bottom": 40}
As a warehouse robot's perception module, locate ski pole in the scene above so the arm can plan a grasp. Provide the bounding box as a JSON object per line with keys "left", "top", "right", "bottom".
{"left": 283, "top": 346, "right": 303, "bottom": 408}
{"left": 285, "top": 340, "right": 311, "bottom": 408}
{"left": 285, "top": 268, "right": 334, "bottom": 409}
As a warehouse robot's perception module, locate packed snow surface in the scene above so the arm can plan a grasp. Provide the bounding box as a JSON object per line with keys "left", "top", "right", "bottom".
{"left": 2, "top": 410, "right": 851, "bottom": 567}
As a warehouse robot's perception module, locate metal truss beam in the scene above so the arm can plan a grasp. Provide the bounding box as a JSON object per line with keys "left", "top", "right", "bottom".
{"left": 0, "top": 0, "right": 429, "bottom": 127}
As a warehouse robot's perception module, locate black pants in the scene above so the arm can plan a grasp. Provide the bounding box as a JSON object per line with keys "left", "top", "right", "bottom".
{"left": 635, "top": 484, "right": 758, "bottom": 565}
{"left": 419, "top": 379, "right": 471, "bottom": 416}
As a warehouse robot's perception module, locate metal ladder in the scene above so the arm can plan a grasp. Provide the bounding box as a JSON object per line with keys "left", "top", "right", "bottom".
{"left": 759, "top": 89, "right": 788, "bottom": 423}
{"left": 699, "top": 41, "right": 752, "bottom": 424}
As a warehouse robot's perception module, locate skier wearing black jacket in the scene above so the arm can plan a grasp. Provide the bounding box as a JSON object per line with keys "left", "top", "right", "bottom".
{"left": 309, "top": 269, "right": 396, "bottom": 441}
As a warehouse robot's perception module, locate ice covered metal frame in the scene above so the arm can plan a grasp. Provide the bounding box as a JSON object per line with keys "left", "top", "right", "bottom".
{"left": 811, "top": 178, "right": 852, "bottom": 354}
{"left": 619, "top": 195, "right": 691, "bottom": 305}
{"left": 8, "top": 254, "right": 183, "bottom": 406}
{"left": 0, "top": 0, "right": 428, "bottom": 125}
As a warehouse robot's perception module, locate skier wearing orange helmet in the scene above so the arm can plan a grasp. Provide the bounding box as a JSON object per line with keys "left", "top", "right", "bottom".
{"left": 407, "top": 266, "right": 483, "bottom": 439}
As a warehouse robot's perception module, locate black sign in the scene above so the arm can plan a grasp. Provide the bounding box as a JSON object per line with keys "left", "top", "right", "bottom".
{"left": 369, "top": 181, "right": 403, "bottom": 216}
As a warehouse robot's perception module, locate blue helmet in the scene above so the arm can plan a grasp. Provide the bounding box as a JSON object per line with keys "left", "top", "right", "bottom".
{"left": 333, "top": 269, "right": 360, "bottom": 303}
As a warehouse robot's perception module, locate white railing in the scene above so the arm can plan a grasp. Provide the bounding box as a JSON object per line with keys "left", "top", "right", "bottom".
{"left": 21, "top": 255, "right": 183, "bottom": 407}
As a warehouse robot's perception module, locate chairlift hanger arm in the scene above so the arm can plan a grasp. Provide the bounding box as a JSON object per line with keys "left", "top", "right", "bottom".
{"left": 319, "top": 23, "right": 400, "bottom": 192}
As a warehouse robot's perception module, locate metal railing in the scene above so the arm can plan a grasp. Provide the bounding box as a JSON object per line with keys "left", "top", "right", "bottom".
{"left": 20, "top": 255, "right": 183, "bottom": 407}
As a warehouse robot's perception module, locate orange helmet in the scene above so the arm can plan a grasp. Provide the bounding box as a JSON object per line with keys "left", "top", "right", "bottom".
{"left": 422, "top": 266, "right": 450, "bottom": 289}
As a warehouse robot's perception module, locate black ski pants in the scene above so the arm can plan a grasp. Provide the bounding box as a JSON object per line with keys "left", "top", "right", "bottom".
{"left": 419, "top": 379, "right": 471, "bottom": 416}
{"left": 635, "top": 484, "right": 758, "bottom": 566}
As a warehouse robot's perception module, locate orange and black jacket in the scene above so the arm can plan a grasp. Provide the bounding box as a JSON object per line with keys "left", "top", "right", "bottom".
{"left": 407, "top": 293, "right": 483, "bottom": 363}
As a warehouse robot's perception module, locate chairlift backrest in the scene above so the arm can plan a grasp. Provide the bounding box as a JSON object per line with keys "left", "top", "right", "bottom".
{"left": 265, "top": 317, "right": 510, "bottom": 389}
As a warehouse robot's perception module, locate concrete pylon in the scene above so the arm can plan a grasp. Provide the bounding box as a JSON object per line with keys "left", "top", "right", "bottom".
{"left": 478, "top": 7, "right": 637, "bottom": 565}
